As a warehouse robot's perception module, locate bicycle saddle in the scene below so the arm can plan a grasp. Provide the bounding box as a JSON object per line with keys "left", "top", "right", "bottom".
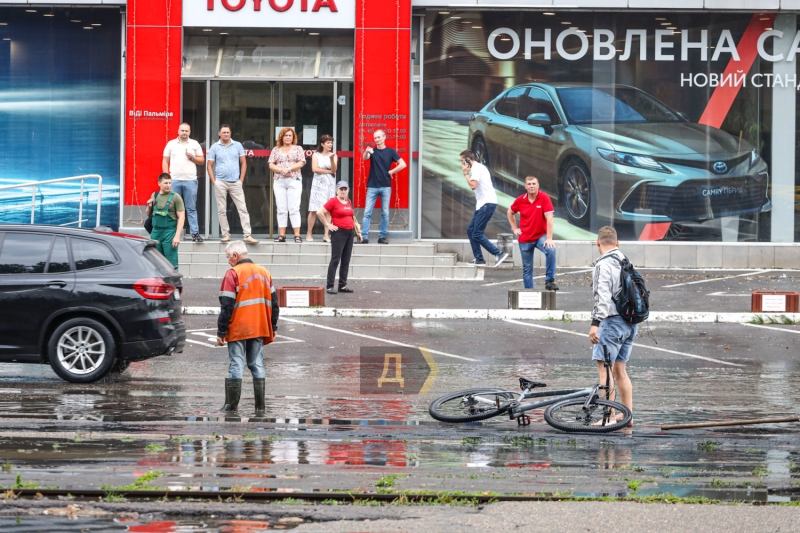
{"left": 519, "top": 377, "right": 547, "bottom": 390}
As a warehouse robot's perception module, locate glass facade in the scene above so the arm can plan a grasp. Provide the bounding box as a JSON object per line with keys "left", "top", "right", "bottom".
{"left": 183, "top": 30, "right": 354, "bottom": 80}
{"left": 421, "top": 10, "right": 800, "bottom": 242}
{"left": 0, "top": 7, "right": 122, "bottom": 229}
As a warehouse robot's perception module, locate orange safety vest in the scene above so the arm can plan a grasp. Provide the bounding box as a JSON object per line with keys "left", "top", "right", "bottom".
{"left": 226, "top": 262, "right": 276, "bottom": 343}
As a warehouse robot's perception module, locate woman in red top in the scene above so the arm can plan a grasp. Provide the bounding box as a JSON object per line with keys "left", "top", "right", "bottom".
{"left": 317, "top": 181, "right": 362, "bottom": 294}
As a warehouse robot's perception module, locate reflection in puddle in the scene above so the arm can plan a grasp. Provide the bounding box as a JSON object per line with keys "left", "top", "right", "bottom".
{"left": 2, "top": 437, "right": 798, "bottom": 500}
{"left": 0, "top": 516, "right": 298, "bottom": 532}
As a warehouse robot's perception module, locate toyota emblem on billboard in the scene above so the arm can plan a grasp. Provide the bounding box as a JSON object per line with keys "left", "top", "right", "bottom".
{"left": 712, "top": 161, "right": 728, "bottom": 174}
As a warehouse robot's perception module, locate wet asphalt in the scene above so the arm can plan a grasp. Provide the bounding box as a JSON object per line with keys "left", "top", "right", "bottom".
{"left": 182, "top": 267, "right": 800, "bottom": 312}
{"left": 1, "top": 269, "right": 799, "bottom": 529}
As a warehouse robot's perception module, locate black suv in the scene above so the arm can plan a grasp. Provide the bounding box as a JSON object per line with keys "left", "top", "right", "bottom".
{"left": 0, "top": 225, "right": 186, "bottom": 383}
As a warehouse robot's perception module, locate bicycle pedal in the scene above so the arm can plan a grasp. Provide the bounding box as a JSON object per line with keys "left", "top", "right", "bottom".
{"left": 516, "top": 416, "right": 531, "bottom": 426}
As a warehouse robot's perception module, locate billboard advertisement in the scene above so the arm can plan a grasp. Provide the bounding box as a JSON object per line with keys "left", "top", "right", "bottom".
{"left": 0, "top": 8, "right": 122, "bottom": 229}
{"left": 422, "top": 11, "right": 797, "bottom": 242}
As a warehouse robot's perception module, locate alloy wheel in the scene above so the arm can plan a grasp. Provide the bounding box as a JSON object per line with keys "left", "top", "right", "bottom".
{"left": 56, "top": 326, "right": 106, "bottom": 376}
{"left": 563, "top": 165, "right": 590, "bottom": 221}
{"left": 473, "top": 138, "right": 489, "bottom": 166}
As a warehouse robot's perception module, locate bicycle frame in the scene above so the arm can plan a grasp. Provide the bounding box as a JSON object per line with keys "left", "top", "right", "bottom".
{"left": 509, "top": 386, "right": 599, "bottom": 419}
{"left": 465, "top": 344, "right": 616, "bottom": 422}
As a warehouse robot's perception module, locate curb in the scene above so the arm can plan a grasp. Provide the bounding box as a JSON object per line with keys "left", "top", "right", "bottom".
{"left": 181, "top": 306, "right": 800, "bottom": 324}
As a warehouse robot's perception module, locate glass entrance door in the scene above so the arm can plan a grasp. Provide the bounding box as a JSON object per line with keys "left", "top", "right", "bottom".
{"left": 210, "top": 81, "right": 336, "bottom": 238}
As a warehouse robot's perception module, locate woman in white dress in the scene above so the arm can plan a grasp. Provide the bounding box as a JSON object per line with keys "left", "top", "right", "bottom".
{"left": 306, "top": 134, "right": 338, "bottom": 242}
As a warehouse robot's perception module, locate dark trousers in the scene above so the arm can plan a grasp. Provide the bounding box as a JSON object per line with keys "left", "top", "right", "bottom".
{"left": 467, "top": 203, "right": 501, "bottom": 262}
{"left": 327, "top": 228, "right": 354, "bottom": 290}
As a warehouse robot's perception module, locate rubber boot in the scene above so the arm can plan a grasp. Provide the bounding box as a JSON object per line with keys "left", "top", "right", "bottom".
{"left": 220, "top": 378, "right": 242, "bottom": 412}
{"left": 253, "top": 378, "right": 266, "bottom": 415}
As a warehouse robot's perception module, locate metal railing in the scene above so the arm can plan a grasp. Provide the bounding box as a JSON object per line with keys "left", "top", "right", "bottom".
{"left": 0, "top": 174, "right": 103, "bottom": 228}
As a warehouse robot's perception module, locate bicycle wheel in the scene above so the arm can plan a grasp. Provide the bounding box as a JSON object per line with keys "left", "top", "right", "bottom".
{"left": 429, "top": 388, "right": 516, "bottom": 423}
{"left": 544, "top": 398, "right": 631, "bottom": 433}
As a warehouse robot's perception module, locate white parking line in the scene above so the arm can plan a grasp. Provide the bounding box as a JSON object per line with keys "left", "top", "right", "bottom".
{"left": 663, "top": 270, "right": 774, "bottom": 288}
{"left": 740, "top": 323, "right": 800, "bottom": 335}
{"left": 482, "top": 268, "right": 593, "bottom": 287}
{"left": 708, "top": 292, "right": 750, "bottom": 297}
{"left": 281, "top": 317, "right": 479, "bottom": 362}
{"left": 502, "top": 319, "right": 746, "bottom": 367}
{"left": 187, "top": 329, "right": 305, "bottom": 348}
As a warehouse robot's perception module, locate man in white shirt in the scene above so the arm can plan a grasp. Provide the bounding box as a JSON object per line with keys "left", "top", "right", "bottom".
{"left": 460, "top": 150, "right": 508, "bottom": 267}
{"left": 162, "top": 123, "right": 205, "bottom": 242}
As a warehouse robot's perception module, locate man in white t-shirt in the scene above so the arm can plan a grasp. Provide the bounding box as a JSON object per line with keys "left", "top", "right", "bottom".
{"left": 460, "top": 150, "right": 508, "bottom": 268}
{"left": 162, "top": 123, "right": 205, "bottom": 242}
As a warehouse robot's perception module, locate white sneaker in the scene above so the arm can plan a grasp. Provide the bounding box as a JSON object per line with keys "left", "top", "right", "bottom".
{"left": 494, "top": 252, "right": 509, "bottom": 267}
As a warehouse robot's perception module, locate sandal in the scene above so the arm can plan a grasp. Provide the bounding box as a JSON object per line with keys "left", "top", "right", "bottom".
{"left": 274, "top": 235, "right": 286, "bottom": 243}
{"left": 294, "top": 236, "right": 302, "bottom": 243}
{"left": 306, "top": 235, "right": 314, "bottom": 242}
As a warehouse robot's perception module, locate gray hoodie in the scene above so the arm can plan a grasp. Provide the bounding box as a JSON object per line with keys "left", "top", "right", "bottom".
{"left": 591, "top": 247, "right": 625, "bottom": 327}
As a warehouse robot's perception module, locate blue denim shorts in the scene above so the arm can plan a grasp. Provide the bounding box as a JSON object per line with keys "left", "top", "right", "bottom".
{"left": 592, "top": 315, "right": 638, "bottom": 364}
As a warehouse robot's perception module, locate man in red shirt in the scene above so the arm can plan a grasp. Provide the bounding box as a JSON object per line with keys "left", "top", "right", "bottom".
{"left": 507, "top": 175, "right": 559, "bottom": 290}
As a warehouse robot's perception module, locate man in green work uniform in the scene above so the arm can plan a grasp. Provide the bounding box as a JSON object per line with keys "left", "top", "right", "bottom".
{"left": 146, "top": 173, "right": 186, "bottom": 269}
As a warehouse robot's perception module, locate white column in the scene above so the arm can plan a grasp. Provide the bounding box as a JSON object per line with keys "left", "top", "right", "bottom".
{"left": 770, "top": 14, "right": 796, "bottom": 243}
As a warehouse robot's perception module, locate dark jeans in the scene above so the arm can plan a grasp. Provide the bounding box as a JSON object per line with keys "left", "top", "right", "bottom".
{"left": 467, "top": 203, "right": 501, "bottom": 262}
{"left": 327, "top": 228, "right": 354, "bottom": 290}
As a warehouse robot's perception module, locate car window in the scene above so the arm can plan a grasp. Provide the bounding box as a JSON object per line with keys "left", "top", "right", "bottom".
{"left": 143, "top": 247, "right": 177, "bottom": 276}
{"left": 0, "top": 233, "right": 53, "bottom": 274}
{"left": 495, "top": 87, "right": 527, "bottom": 119}
{"left": 71, "top": 238, "right": 117, "bottom": 271}
{"left": 47, "top": 237, "right": 72, "bottom": 273}
{"left": 556, "top": 87, "right": 682, "bottom": 124}
{"left": 520, "top": 88, "right": 562, "bottom": 125}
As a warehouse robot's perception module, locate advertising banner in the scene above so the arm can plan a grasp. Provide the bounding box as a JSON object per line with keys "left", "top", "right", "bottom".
{"left": 0, "top": 8, "right": 122, "bottom": 229}
{"left": 421, "top": 11, "right": 797, "bottom": 242}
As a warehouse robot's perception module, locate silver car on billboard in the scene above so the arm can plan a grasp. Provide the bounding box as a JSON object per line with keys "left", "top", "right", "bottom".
{"left": 467, "top": 83, "right": 771, "bottom": 228}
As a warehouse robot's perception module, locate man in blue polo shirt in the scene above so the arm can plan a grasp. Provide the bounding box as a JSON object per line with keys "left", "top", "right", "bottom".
{"left": 359, "top": 129, "right": 406, "bottom": 244}
{"left": 207, "top": 124, "right": 258, "bottom": 244}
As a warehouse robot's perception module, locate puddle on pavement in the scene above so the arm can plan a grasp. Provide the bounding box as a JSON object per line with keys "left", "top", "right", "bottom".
{"left": 1, "top": 437, "right": 798, "bottom": 500}
{"left": 0, "top": 516, "right": 300, "bottom": 532}
{"left": 3, "top": 364, "right": 800, "bottom": 427}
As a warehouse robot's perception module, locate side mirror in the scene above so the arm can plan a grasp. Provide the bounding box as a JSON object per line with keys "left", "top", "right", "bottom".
{"left": 527, "top": 113, "right": 552, "bottom": 127}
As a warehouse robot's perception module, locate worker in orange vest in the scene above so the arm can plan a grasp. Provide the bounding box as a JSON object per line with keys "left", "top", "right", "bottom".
{"left": 216, "top": 240, "right": 280, "bottom": 414}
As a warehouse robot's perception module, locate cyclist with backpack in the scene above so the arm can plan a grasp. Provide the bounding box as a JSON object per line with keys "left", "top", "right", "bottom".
{"left": 589, "top": 226, "right": 649, "bottom": 428}
{"left": 146, "top": 173, "right": 185, "bottom": 269}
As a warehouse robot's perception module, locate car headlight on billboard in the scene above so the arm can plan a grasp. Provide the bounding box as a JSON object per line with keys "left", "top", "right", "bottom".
{"left": 596, "top": 148, "right": 671, "bottom": 174}
{"left": 749, "top": 148, "right": 761, "bottom": 169}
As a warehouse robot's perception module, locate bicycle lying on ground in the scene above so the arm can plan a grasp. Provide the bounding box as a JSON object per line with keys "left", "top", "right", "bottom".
{"left": 429, "top": 345, "right": 632, "bottom": 433}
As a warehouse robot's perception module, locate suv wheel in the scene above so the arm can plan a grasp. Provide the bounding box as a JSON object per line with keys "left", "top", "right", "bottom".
{"left": 47, "top": 318, "right": 117, "bottom": 383}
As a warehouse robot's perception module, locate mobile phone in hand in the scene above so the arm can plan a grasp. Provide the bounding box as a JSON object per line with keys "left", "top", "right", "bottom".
{"left": 465, "top": 157, "right": 472, "bottom": 168}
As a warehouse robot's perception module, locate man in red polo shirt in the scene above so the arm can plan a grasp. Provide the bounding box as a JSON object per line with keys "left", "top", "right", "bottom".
{"left": 507, "top": 175, "right": 559, "bottom": 290}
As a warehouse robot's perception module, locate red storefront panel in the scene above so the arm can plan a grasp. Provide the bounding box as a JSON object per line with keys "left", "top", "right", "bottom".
{"left": 353, "top": 0, "right": 412, "bottom": 209}
{"left": 125, "top": 1, "right": 183, "bottom": 205}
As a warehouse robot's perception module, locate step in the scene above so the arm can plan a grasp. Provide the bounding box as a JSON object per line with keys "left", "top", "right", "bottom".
{"left": 178, "top": 241, "right": 437, "bottom": 256}
{"left": 178, "top": 252, "right": 459, "bottom": 267}
{"left": 179, "top": 262, "right": 480, "bottom": 280}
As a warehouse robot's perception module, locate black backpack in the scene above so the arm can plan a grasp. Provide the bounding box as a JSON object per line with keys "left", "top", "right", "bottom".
{"left": 600, "top": 254, "right": 650, "bottom": 324}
